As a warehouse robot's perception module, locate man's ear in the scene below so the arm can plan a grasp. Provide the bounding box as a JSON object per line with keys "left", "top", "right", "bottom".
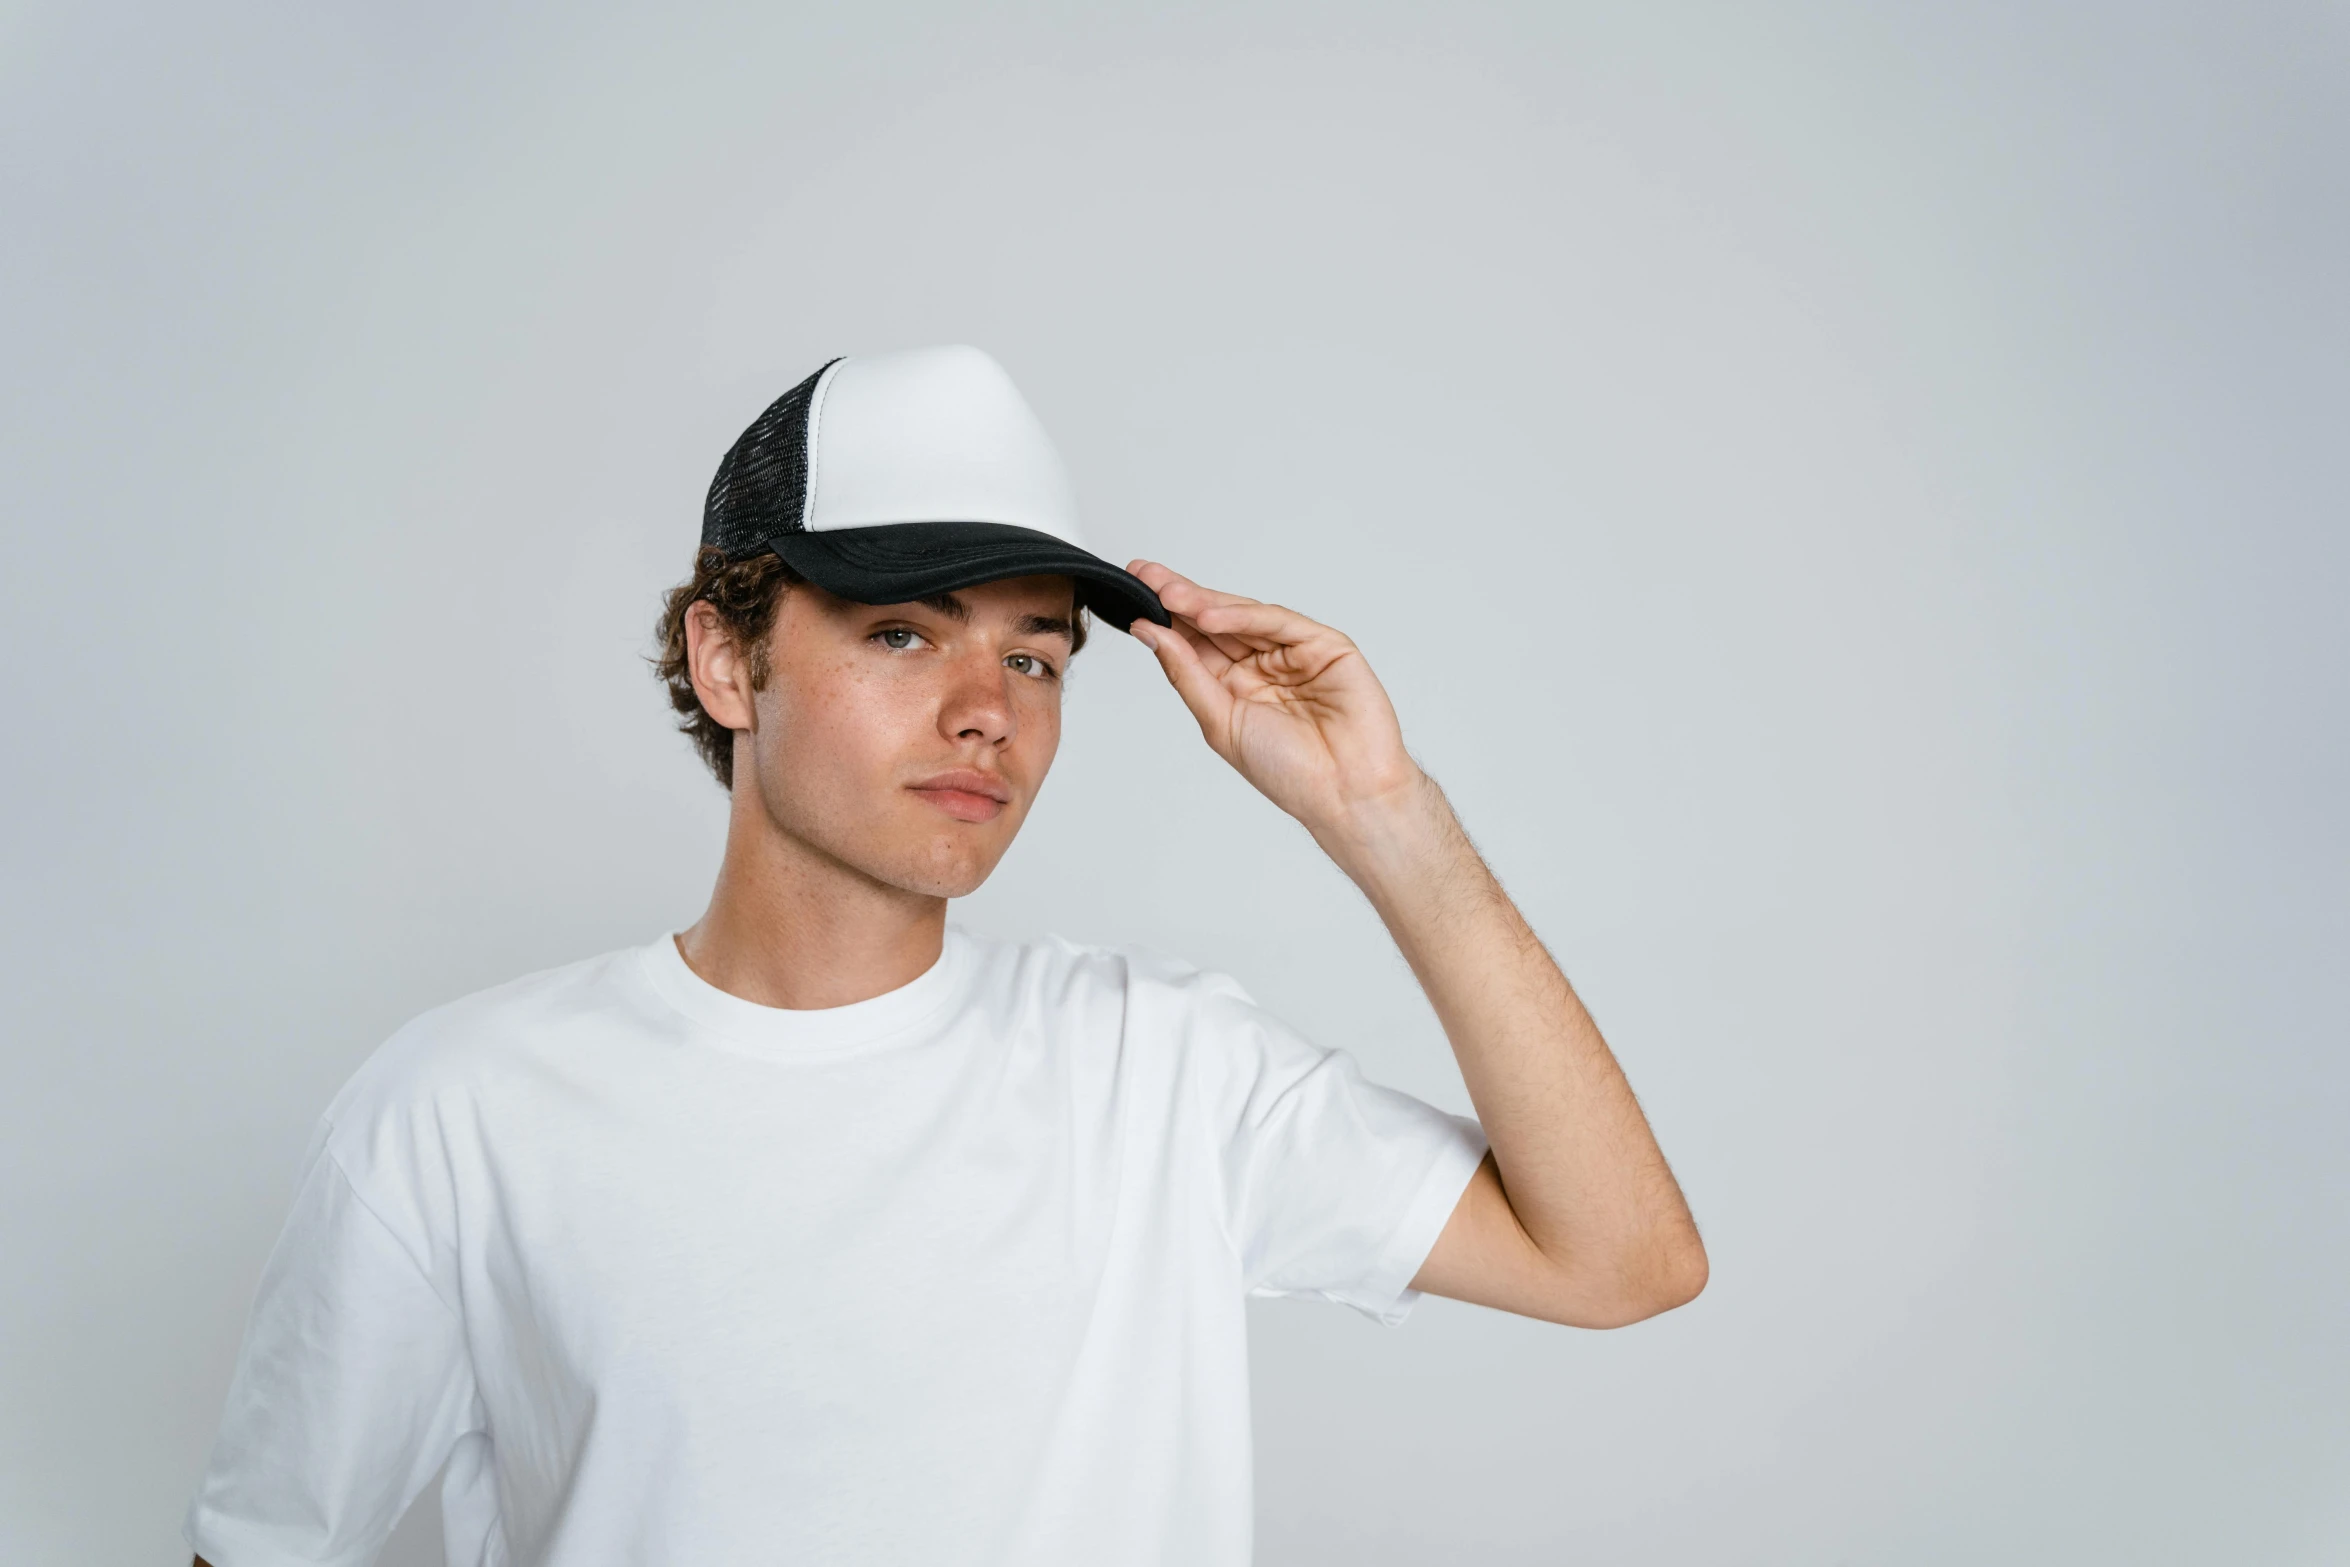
{"left": 684, "top": 602, "right": 758, "bottom": 733}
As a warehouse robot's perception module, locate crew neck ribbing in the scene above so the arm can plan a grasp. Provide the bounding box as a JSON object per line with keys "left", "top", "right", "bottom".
{"left": 636, "top": 927, "right": 974, "bottom": 1059}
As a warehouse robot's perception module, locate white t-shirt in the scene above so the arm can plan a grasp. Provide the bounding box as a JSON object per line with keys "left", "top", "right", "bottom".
{"left": 185, "top": 929, "right": 1486, "bottom": 1567}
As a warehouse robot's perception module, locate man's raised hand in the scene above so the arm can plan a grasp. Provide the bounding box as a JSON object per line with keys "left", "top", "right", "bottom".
{"left": 1128, "top": 562, "right": 1706, "bottom": 1327}
{"left": 1125, "top": 562, "right": 1427, "bottom": 850}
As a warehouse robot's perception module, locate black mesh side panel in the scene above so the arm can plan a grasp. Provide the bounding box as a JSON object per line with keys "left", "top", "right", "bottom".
{"left": 700, "top": 358, "right": 841, "bottom": 557}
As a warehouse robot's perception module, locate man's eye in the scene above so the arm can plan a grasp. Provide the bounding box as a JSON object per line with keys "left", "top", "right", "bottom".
{"left": 875, "top": 628, "right": 925, "bottom": 651}
{"left": 1004, "top": 653, "right": 1057, "bottom": 680}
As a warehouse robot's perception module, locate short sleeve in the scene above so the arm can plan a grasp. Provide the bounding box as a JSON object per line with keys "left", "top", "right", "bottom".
{"left": 185, "top": 1126, "right": 482, "bottom": 1567}
{"left": 1189, "top": 980, "right": 1488, "bottom": 1325}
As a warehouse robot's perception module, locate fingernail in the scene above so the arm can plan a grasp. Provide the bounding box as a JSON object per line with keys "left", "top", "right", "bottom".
{"left": 1131, "top": 622, "right": 1158, "bottom": 650}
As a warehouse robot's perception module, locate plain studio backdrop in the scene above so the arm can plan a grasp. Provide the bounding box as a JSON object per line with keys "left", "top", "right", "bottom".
{"left": 3, "top": 2, "right": 2345, "bottom": 1562}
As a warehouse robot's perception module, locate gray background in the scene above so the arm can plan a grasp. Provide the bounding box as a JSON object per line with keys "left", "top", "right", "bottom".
{"left": 3, "top": 2, "right": 2344, "bottom": 1562}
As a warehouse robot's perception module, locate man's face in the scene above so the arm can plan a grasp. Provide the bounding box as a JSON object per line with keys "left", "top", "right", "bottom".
{"left": 727, "top": 574, "right": 1077, "bottom": 899}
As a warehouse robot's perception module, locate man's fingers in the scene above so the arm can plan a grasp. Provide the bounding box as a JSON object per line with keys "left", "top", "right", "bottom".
{"left": 1158, "top": 611, "right": 1237, "bottom": 679}
{"left": 1184, "top": 598, "right": 1340, "bottom": 654}
{"left": 1130, "top": 564, "right": 1281, "bottom": 662}
{"left": 1164, "top": 592, "right": 1354, "bottom": 678}
{"left": 1131, "top": 562, "right": 1331, "bottom": 649}
{"left": 1129, "top": 560, "right": 1354, "bottom": 681}
{"left": 1132, "top": 618, "right": 1234, "bottom": 745}
{"left": 1130, "top": 561, "right": 1262, "bottom": 618}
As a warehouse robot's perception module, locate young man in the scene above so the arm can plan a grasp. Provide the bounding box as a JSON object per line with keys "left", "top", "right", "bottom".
{"left": 186, "top": 346, "right": 1705, "bottom": 1566}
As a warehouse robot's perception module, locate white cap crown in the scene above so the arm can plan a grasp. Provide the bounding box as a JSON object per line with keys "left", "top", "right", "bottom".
{"left": 801, "top": 345, "right": 1084, "bottom": 546}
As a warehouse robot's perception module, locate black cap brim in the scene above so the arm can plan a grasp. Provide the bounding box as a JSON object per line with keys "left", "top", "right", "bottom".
{"left": 765, "top": 521, "right": 1170, "bottom": 632}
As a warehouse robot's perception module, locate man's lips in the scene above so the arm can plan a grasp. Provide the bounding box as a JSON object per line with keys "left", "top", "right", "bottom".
{"left": 907, "top": 770, "right": 1014, "bottom": 823}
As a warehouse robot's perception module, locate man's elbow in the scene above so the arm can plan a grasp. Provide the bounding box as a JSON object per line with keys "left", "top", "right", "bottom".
{"left": 1544, "top": 1235, "right": 1708, "bottom": 1329}
{"left": 1617, "top": 1239, "right": 1709, "bottom": 1325}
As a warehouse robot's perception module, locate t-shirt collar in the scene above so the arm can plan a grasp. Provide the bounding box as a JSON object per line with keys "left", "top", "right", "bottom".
{"left": 637, "top": 926, "right": 974, "bottom": 1059}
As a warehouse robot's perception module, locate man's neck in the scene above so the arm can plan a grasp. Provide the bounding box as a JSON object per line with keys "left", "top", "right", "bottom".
{"left": 675, "top": 791, "right": 947, "bottom": 1012}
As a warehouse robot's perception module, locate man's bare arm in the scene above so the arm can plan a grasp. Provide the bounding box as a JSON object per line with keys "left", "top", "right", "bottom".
{"left": 1330, "top": 773, "right": 1705, "bottom": 1325}
{"left": 1129, "top": 563, "right": 1707, "bottom": 1328}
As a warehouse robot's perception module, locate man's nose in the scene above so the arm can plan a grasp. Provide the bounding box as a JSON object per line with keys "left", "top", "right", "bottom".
{"left": 937, "top": 650, "right": 1015, "bottom": 747}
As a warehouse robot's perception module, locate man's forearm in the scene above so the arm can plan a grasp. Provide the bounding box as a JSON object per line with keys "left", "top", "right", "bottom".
{"left": 1119, "top": 560, "right": 1704, "bottom": 1323}
{"left": 1320, "top": 771, "right": 1707, "bottom": 1322}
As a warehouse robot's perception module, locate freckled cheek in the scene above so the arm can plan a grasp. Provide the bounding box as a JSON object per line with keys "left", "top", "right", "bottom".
{"left": 759, "top": 661, "right": 920, "bottom": 795}
{"left": 1009, "top": 689, "right": 1064, "bottom": 775}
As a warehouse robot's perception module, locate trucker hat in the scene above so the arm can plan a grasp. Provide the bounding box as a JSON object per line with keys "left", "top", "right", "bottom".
{"left": 700, "top": 345, "right": 1169, "bottom": 632}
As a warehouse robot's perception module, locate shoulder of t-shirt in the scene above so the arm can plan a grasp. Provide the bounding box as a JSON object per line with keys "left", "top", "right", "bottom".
{"left": 973, "top": 933, "right": 1337, "bottom": 1151}
{"left": 319, "top": 942, "right": 650, "bottom": 1135}
{"left": 958, "top": 928, "right": 1314, "bottom": 1075}
{"left": 956, "top": 927, "right": 1266, "bottom": 1009}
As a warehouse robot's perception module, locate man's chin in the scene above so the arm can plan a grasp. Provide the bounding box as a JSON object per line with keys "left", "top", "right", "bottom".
{"left": 866, "top": 836, "right": 1012, "bottom": 902}
{"left": 760, "top": 788, "right": 1018, "bottom": 901}
{"left": 884, "top": 866, "right": 1000, "bottom": 901}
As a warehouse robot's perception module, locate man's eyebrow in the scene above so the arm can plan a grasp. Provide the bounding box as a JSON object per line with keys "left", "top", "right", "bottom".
{"left": 902, "top": 593, "right": 1069, "bottom": 641}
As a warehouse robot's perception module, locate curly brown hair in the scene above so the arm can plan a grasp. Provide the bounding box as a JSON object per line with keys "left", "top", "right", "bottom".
{"left": 653, "top": 547, "right": 1089, "bottom": 790}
